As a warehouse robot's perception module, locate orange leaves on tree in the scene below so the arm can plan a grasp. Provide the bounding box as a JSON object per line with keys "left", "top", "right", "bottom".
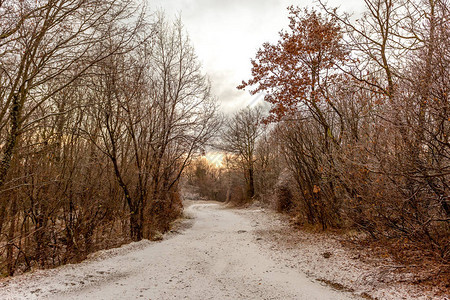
{"left": 238, "top": 7, "right": 349, "bottom": 122}
{"left": 313, "top": 185, "right": 321, "bottom": 194}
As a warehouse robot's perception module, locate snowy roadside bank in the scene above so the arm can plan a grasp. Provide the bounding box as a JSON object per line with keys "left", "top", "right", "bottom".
{"left": 0, "top": 201, "right": 445, "bottom": 300}
{"left": 237, "top": 207, "right": 447, "bottom": 300}
{"left": 0, "top": 202, "right": 356, "bottom": 300}
{"left": 0, "top": 206, "right": 195, "bottom": 300}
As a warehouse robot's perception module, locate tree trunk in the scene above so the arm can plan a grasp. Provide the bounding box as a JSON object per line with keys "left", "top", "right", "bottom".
{"left": 247, "top": 166, "right": 255, "bottom": 200}
{"left": 6, "top": 198, "right": 17, "bottom": 276}
{"left": 130, "top": 209, "right": 142, "bottom": 241}
{"left": 0, "top": 95, "right": 21, "bottom": 188}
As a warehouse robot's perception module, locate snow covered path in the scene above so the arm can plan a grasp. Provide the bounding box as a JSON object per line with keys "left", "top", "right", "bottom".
{"left": 0, "top": 202, "right": 359, "bottom": 300}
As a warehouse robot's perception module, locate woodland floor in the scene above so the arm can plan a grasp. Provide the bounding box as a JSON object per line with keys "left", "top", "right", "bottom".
{"left": 0, "top": 200, "right": 446, "bottom": 299}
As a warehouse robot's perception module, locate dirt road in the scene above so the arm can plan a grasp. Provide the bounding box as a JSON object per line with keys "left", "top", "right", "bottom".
{"left": 1, "top": 202, "right": 359, "bottom": 299}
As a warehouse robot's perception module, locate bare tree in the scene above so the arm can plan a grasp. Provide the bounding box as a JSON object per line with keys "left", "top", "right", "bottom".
{"left": 238, "top": 2, "right": 449, "bottom": 265}
{"left": 0, "top": 4, "right": 219, "bottom": 276}
{"left": 221, "top": 107, "right": 263, "bottom": 200}
{"left": 83, "top": 14, "right": 219, "bottom": 240}
{"left": 0, "top": 0, "right": 145, "bottom": 188}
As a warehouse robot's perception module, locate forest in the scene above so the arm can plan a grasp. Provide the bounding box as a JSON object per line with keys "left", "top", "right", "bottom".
{"left": 0, "top": 0, "right": 448, "bottom": 287}
{"left": 0, "top": 0, "right": 218, "bottom": 276}
{"left": 187, "top": 0, "right": 449, "bottom": 278}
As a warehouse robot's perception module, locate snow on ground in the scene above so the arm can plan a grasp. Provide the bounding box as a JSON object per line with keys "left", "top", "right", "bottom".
{"left": 237, "top": 207, "right": 445, "bottom": 300}
{"left": 1, "top": 202, "right": 358, "bottom": 300}
{"left": 0, "top": 201, "right": 443, "bottom": 299}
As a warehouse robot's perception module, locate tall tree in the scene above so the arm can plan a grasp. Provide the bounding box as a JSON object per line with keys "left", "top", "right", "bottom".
{"left": 221, "top": 107, "right": 263, "bottom": 200}
{"left": 0, "top": 0, "right": 145, "bottom": 188}
{"left": 238, "top": 7, "right": 349, "bottom": 148}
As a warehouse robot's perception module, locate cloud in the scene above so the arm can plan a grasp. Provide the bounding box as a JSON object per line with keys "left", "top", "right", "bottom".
{"left": 148, "top": 0, "right": 364, "bottom": 114}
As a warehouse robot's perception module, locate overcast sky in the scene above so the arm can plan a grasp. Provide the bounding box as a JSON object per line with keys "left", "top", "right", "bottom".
{"left": 149, "top": 0, "right": 364, "bottom": 114}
